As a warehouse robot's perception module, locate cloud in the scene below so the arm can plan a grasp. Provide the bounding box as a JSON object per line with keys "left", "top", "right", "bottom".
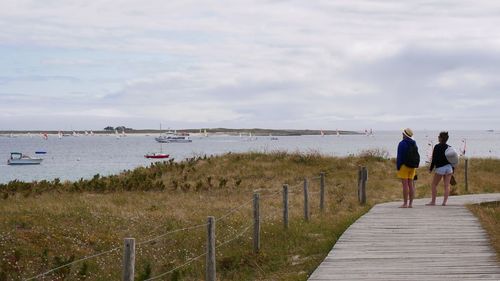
{"left": 2, "top": 1, "right": 500, "bottom": 129}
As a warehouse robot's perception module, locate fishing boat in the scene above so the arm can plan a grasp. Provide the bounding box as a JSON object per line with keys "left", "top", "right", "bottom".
{"left": 7, "top": 152, "right": 43, "bottom": 165}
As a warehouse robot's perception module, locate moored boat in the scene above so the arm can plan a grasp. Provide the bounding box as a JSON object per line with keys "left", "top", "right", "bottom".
{"left": 155, "top": 131, "right": 192, "bottom": 143}
{"left": 144, "top": 153, "right": 170, "bottom": 159}
{"left": 7, "top": 152, "right": 43, "bottom": 165}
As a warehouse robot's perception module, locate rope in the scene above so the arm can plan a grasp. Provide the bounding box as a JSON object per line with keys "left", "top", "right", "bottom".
{"left": 24, "top": 246, "right": 121, "bottom": 281}
{"left": 144, "top": 223, "right": 253, "bottom": 281}
{"left": 25, "top": 222, "right": 208, "bottom": 280}
{"left": 216, "top": 224, "right": 252, "bottom": 249}
{"left": 137, "top": 223, "right": 208, "bottom": 246}
{"left": 143, "top": 251, "right": 207, "bottom": 281}
{"left": 216, "top": 198, "right": 254, "bottom": 222}
{"left": 259, "top": 189, "right": 282, "bottom": 199}
{"left": 288, "top": 181, "right": 304, "bottom": 190}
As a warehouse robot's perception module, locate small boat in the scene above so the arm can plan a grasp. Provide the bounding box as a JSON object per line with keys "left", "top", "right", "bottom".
{"left": 269, "top": 133, "right": 278, "bottom": 140}
{"left": 7, "top": 152, "right": 43, "bottom": 165}
{"left": 35, "top": 151, "right": 47, "bottom": 154}
{"left": 147, "top": 124, "right": 171, "bottom": 158}
{"left": 144, "top": 152, "right": 169, "bottom": 159}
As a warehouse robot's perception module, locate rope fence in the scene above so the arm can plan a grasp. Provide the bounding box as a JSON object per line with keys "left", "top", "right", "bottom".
{"left": 23, "top": 170, "right": 353, "bottom": 281}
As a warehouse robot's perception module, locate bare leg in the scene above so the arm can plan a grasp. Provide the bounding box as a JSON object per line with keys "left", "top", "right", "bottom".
{"left": 442, "top": 174, "right": 452, "bottom": 206}
{"left": 427, "top": 174, "right": 442, "bottom": 205}
{"left": 408, "top": 180, "right": 415, "bottom": 208}
{"left": 400, "top": 179, "right": 409, "bottom": 208}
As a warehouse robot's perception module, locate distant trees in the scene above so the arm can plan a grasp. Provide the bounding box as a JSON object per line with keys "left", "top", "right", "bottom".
{"left": 103, "top": 126, "right": 133, "bottom": 131}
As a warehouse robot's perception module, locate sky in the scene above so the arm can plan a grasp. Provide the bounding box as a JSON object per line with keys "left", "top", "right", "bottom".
{"left": 1, "top": 0, "right": 500, "bottom": 131}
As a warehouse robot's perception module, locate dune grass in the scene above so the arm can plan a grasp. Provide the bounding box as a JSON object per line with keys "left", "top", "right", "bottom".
{"left": 1, "top": 152, "right": 499, "bottom": 280}
{"left": 468, "top": 201, "right": 500, "bottom": 261}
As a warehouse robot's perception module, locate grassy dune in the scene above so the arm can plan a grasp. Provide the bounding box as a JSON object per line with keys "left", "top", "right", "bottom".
{"left": 468, "top": 201, "right": 500, "bottom": 261}
{"left": 1, "top": 152, "right": 499, "bottom": 280}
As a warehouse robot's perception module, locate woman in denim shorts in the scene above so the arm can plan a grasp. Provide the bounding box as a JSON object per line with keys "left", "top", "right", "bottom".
{"left": 427, "top": 131, "right": 453, "bottom": 206}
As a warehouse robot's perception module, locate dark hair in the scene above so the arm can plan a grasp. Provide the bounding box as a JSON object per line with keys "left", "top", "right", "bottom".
{"left": 438, "top": 131, "right": 449, "bottom": 143}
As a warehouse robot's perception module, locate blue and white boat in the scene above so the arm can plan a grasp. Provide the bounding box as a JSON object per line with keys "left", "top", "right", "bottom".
{"left": 7, "top": 152, "right": 43, "bottom": 165}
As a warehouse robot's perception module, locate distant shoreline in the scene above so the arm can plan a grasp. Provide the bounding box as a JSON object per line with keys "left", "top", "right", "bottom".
{"left": 0, "top": 128, "right": 362, "bottom": 136}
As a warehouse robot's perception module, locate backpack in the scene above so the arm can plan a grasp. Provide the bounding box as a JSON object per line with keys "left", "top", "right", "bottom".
{"left": 404, "top": 142, "right": 420, "bottom": 168}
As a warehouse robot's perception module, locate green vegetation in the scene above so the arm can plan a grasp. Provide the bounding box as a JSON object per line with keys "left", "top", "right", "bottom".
{"left": 1, "top": 152, "right": 499, "bottom": 280}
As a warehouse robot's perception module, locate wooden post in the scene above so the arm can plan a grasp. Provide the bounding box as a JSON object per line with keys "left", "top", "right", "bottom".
{"left": 283, "top": 184, "right": 289, "bottom": 229}
{"left": 464, "top": 158, "right": 469, "bottom": 192}
{"left": 320, "top": 172, "right": 325, "bottom": 212}
{"left": 206, "top": 216, "right": 216, "bottom": 281}
{"left": 357, "top": 166, "right": 362, "bottom": 203}
{"left": 253, "top": 192, "right": 260, "bottom": 253}
{"left": 122, "top": 238, "right": 135, "bottom": 281}
{"left": 360, "top": 167, "right": 367, "bottom": 205}
{"left": 303, "top": 178, "right": 309, "bottom": 222}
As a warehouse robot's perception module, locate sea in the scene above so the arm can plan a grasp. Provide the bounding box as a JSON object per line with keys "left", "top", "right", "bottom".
{"left": 1, "top": 130, "right": 499, "bottom": 184}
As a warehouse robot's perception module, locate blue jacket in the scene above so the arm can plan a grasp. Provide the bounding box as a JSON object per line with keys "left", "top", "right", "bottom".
{"left": 397, "top": 137, "right": 416, "bottom": 170}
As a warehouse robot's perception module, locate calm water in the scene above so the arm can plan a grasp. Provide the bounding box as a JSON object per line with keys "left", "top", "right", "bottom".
{"left": 1, "top": 130, "right": 499, "bottom": 183}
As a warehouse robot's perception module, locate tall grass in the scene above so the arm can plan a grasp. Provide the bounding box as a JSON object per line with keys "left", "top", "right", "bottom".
{"left": 1, "top": 152, "right": 499, "bottom": 280}
{"left": 467, "top": 201, "right": 500, "bottom": 261}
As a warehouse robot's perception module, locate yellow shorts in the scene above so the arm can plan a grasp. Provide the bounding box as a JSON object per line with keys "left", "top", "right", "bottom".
{"left": 397, "top": 164, "right": 416, "bottom": 179}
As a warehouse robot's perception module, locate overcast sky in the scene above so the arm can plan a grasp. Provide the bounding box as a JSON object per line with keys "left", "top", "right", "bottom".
{"left": 1, "top": 1, "right": 500, "bottom": 130}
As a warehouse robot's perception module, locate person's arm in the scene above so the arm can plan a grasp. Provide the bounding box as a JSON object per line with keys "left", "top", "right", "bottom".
{"left": 429, "top": 145, "right": 437, "bottom": 172}
{"left": 396, "top": 141, "right": 406, "bottom": 170}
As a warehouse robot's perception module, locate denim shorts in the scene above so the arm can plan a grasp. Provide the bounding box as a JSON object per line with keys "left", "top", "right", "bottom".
{"left": 435, "top": 164, "right": 453, "bottom": 175}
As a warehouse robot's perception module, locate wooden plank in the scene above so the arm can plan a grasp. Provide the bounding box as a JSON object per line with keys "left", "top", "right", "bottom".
{"left": 308, "top": 194, "right": 500, "bottom": 281}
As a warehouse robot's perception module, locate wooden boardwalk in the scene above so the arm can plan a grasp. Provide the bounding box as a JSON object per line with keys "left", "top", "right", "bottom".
{"left": 309, "top": 194, "right": 500, "bottom": 281}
